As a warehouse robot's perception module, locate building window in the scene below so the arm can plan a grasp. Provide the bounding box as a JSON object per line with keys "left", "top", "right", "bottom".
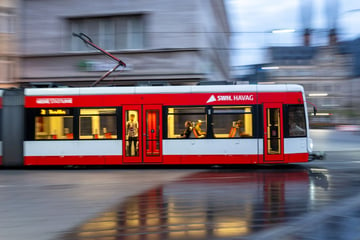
{"left": 212, "top": 106, "right": 253, "bottom": 138}
{"left": 34, "top": 109, "right": 74, "bottom": 140}
{"left": 69, "top": 15, "right": 144, "bottom": 51}
{"left": 167, "top": 107, "right": 207, "bottom": 139}
{"left": 79, "top": 108, "right": 117, "bottom": 139}
{"left": 0, "top": 58, "right": 15, "bottom": 82}
{"left": 0, "top": 11, "right": 15, "bottom": 34}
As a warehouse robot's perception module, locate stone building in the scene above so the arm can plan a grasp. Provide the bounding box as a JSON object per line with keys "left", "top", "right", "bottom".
{"left": 266, "top": 41, "right": 358, "bottom": 125}
{"left": 19, "top": 0, "right": 230, "bottom": 87}
{"left": 0, "top": 0, "right": 19, "bottom": 87}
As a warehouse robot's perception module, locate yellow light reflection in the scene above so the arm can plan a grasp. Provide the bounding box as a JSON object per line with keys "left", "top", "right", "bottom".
{"left": 125, "top": 218, "right": 140, "bottom": 228}
{"left": 146, "top": 217, "right": 160, "bottom": 226}
{"left": 187, "top": 229, "right": 207, "bottom": 238}
{"left": 188, "top": 223, "right": 206, "bottom": 229}
{"left": 145, "top": 233, "right": 162, "bottom": 240}
{"left": 214, "top": 220, "right": 249, "bottom": 237}
{"left": 120, "top": 235, "right": 140, "bottom": 240}
{"left": 78, "top": 211, "right": 117, "bottom": 232}
{"left": 78, "top": 230, "right": 117, "bottom": 238}
{"left": 79, "top": 221, "right": 117, "bottom": 231}
{"left": 168, "top": 224, "right": 186, "bottom": 231}
{"left": 169, "top": 231, "right": 186, "bottom": 239}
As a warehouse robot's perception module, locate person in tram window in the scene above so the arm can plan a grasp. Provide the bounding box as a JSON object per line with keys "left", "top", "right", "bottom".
{"left": 180, "top": 121, "right": 192, "bottom": 138}
{"left": 289, "top": 121, "right": 305, "bottom": 136}
{"left": 126, "top": 114, "right": 138, "bottom": 156}
{"left": 229, "top": 120, "right": 248, "bottom": 138}
{"left": 288, "top": 111, "right": 305, "bottom": 137}
{"left": 194, "top": 120, "right": 206, "bottom": 138}
{"left": 235, "top": 120, "right": 248, "bottom": 137}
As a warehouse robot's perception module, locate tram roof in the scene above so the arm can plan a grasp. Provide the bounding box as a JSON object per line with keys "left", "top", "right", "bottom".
{"left": 24, "top": 84, "right": 304, "bottom": 96}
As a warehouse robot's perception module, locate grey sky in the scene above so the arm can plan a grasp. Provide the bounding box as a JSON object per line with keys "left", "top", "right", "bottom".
{"left": 226, "top": 0, "right": 360, "bottom": 66}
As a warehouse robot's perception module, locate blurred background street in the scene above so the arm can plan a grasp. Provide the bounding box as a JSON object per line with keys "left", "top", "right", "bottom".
{"left": 310, "top": 129, "right": 360, "bottom": 152}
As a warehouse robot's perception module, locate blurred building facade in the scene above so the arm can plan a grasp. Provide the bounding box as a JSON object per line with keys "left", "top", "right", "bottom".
{"left": 264, "top": 35, "right": 359, "bottom": 125}
{"left": 232, "top": 0, "right": 360, "bottom": 126}
{"left": 19, "top": 0, "right": 230, "bottom": 87}
{"left": 262, "top": 0, "right": 360, "bottom": 125}
{"left": 0, "top": 0, "right": 19, "bottom": 87}
{"left": 232, "top": 32, "right": 360, "bottom": 125}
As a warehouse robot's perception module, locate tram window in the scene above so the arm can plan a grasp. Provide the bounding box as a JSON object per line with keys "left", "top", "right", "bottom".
{"left": 79, "top": 108, "right": 117, "bottom": 139}
{"left": 34, "top": 108, "right": 74, "bottom": 140}
{"left": 213, "top": 106, "right": 253, "bottom": 138}
{"left": 287, "top": 105, "right": 306, "bottom": 137}
{"left": 167, "top": 107, "right": 207, "bottom": 139}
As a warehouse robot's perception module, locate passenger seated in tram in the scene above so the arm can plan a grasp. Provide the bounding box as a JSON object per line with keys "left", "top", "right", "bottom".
{"left": 229, "top": 120, "right": 248, "bottom": 137}
{"left": 180, "top": 121, "right": 193, "bottom": 138}
{"left": 193, "top": 120, "right": 206, "bottom": 138}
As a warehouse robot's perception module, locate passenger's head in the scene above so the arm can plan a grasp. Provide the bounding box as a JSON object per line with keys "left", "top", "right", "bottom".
{"left": 236, "top": 120, "right": 243, "bottom": 127}
{"left": 185, "top": 121, "right": 192, "bottom": 127}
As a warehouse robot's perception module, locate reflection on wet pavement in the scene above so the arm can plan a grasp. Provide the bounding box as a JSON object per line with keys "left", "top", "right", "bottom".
{"left": 59, "top": 166, "right": 356, "bottom": 240}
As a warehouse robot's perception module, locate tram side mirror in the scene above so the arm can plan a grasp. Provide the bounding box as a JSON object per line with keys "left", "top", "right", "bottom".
{"left": 313, "top": 107, "right": 317, "bottom": 116}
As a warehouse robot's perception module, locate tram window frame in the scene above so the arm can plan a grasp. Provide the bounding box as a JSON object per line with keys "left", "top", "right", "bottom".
{"left": 166, "top": 106, "right": 208, "bottom": 139}
{"left": 79, "top": 108, "right": 118, "bottom": 140}
{"left": 26, "top": 108, "right": 75, "bottom": 140}
{"left": 284, "top": 104, "right": 307, "bottom": 138}
{"left": 212, "top": 106, "right": 254, "bottom": 138}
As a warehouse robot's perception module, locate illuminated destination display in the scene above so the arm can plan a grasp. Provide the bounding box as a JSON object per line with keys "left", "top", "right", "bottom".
{"left": 36, "top": 98, "right": 73, "bottom": 104}
{"left": 40, "top": 109, "right": 69, "bottom": 115}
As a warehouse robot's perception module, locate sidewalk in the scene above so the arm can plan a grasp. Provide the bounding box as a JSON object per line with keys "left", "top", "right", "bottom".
{"left": 310, "top": 129, "right": 360, "bottom": 152}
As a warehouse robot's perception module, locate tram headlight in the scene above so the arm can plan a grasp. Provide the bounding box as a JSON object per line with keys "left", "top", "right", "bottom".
{"left": 308, "top": 138, "right": 313, "bottom": 153}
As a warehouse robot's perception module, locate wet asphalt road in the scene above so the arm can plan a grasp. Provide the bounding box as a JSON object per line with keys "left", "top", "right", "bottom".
{"left": 57, "top": 152, "right": 360, "bottom": 240}
{"left": 0, "top": 129, "right": 359, "bottom": 240}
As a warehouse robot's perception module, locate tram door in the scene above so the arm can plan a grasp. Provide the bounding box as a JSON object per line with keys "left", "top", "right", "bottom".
{"left": 123, "top": 105, "right": 162, "bottom": 163}
{"left": 263, "top": 103, "right": 284, "bottom": 162}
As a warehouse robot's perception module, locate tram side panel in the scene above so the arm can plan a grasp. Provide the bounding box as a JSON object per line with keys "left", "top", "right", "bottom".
{"left": 23, "top": 94, "right": 123, "bottom": 166}
{"left": 162, "top": 139, "right": 260, "bottom": 164}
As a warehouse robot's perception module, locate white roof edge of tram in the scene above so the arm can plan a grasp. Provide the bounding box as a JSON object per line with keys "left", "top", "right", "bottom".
{"left": 24, "top": 84, "right": 304, "bottom": 96}
{"left": 25, "top": 88, "right": 81, "bottom": 96}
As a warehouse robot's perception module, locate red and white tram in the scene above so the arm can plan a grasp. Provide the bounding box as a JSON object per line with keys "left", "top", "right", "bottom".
{"left": 1, "top": 84, "right": 312, "bottom": 166}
